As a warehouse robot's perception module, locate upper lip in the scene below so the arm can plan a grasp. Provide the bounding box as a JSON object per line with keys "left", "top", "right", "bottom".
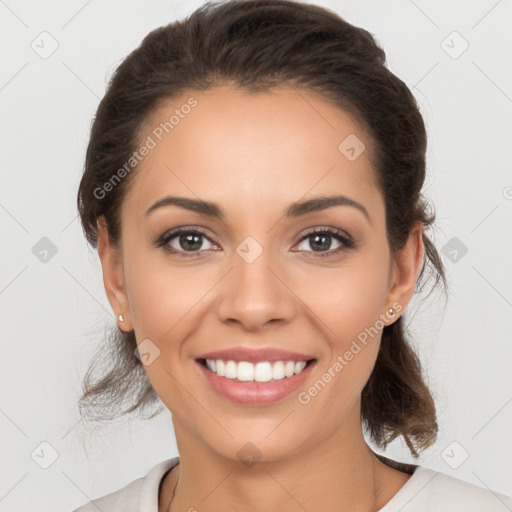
{"left": 196, "top": 347, "right": 316, "bottom": 363}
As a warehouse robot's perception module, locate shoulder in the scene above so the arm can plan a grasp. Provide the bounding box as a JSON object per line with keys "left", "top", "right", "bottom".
{"left": 72, "top": 477, "right": 144, "bottom": 512}
{"left": 381, "top": 465, "right": 512, "bottom": 512}
{"left": 72, "top": 457, "right": 180, "bottom": 512}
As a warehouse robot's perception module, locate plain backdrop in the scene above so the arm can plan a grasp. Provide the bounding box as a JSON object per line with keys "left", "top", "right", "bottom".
{"left": 1, "top": 1, "right": 511, "bottom": 510}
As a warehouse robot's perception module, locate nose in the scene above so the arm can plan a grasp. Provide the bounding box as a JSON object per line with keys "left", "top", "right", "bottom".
{"left": 215, "top": 244, "right": 296, "bottom": 332}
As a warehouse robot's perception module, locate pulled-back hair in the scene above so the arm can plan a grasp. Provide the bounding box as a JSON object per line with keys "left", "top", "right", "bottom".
{"left": 77, "top": 0, "right": 447, "bottom": 457}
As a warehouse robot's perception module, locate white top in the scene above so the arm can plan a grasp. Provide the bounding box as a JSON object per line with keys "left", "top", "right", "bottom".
{"left": 72, "top": 456, "right": 512, "bottom": 511}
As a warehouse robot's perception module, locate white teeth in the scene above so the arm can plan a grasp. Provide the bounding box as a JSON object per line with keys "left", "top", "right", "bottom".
{"left": 295, "top": 361, "right": 307, "bottom": 374}
{"left": 224, "top": 360, "right": 237, "bottom": 379}
{"left": 216, "top": 360, "right": 225, "bottom": 377}
{"left": 285, "top": 361, "right": 295, "bottom": 377}
{"left": 204, "top": 359, "right": 309, "bottom": 382}
{"left": 238, "top": 361, "right": 257, "bottom": 382}
{"left": 254, "top": 362, "right": 273, "bottom": 382}
{"left": 272, "top": 361, "right": 285, "bottom": 380}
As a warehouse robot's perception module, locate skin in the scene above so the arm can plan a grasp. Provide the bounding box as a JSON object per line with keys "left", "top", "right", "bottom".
{"left": 97, "top": 85, "right": 424, "bottom": 511}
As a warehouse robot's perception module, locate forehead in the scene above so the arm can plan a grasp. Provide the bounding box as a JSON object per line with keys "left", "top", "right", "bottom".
{"left": 123, "top": 85, "right": 383, "bottom": 222}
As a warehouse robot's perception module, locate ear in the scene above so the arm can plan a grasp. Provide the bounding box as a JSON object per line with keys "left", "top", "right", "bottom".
{"left": 385, "top": 221, "right": 424, "bottom": 321}
{"left": 97, "top": 216, "right": 133, "bottom": 332}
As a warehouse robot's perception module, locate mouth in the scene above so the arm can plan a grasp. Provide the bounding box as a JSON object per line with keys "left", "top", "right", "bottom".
{"left": 196, "top": 357, "right": 317, "bottom": 383}
{"left": 195, "top": 357, "right": 317, "bottom": 405}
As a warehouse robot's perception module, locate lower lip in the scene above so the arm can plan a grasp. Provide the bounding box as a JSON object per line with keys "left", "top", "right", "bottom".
{"left": 196, "top": 360, "right": 316, "bottom": 406}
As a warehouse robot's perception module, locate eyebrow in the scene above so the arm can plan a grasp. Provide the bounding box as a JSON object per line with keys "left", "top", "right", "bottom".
{"left": 145, "top": 194, "right": 372, "bottom": 224}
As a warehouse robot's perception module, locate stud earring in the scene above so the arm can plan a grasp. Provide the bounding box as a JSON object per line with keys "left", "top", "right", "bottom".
{"left": 387, "top": 308, "right": 395, "bottom": 316}
{"left": 118, "top": 314, "right": 124, "bottom": 322}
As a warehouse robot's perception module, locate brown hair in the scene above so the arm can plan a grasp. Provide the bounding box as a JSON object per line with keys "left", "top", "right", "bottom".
{"left": 77, "top": 0, "right": 447, "bottom": 457}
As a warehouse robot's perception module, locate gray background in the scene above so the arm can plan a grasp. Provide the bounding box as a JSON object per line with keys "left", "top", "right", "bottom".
{"left": 1, "top": 0, "right": 511, "bottom": 510}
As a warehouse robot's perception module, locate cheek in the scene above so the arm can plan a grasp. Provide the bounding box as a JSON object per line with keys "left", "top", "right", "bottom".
{"left": 299, "top": 247, "right": 391, "bottom": 348}
{"left": 123, "top": 255, "right": 212, "bottom": 400}
{"left": 294, "top": 247, "right": 390, "bottom": 402}
{"left": 123, "top": 243, "right": 213, "bottom": 339}
{"left": 295, "top": 293, "right": 386, "bottom": 423}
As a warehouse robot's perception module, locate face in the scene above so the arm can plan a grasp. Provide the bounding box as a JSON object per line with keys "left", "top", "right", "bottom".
{"left": 98, "top": 85, "right": 422, "bottom": 464}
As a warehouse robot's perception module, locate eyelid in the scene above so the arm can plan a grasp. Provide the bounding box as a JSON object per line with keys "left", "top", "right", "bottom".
{"left": 155, "top": 224, "right": 355, "bottom": 261}
{"left": 292, "top": 226, "right": 354, "bottom": 258}
{"left": 297, "top": 226, "right": 353, "bottom": 243}
{"left": 156, "top": 226, "right": 218, "bottom": 248}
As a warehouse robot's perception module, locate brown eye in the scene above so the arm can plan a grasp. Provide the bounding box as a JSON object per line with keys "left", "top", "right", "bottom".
{"left": 157, "top": 228, "right": 218, "bottom": 257}
{"left": 174, "top": 232, "right": 205, "bottom": 251}
{"left": 295, "top": 228, "right": 353, "bottom": 258}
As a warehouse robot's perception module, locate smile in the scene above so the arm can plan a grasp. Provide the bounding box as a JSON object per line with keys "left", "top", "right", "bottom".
{"left": 201, "top": 358, "right": 312, "bottom": 382}
{"left": 196, "top": 358, "right": 317, "bottom": 405}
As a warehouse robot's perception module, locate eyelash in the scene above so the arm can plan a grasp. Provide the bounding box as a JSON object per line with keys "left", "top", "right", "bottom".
{"left": 155, "top": 226, "right": 354, "bottom": 259}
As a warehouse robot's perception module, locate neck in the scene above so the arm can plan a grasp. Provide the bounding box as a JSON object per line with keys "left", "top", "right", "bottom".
{"left": 160, "top": 409, "right": 411, "bottom": 512}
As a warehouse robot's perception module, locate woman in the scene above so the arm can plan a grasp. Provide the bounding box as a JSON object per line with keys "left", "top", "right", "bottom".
{"left": 72, "top": 0, "right": 512, "bottom": 510}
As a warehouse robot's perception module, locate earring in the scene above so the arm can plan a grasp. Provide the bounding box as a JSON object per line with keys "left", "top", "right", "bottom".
{"left": 118, "top": 314, "right": 124, "bottom": 322}
{"left": 387, "top": 308, "right": 395, "bottom": 316}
